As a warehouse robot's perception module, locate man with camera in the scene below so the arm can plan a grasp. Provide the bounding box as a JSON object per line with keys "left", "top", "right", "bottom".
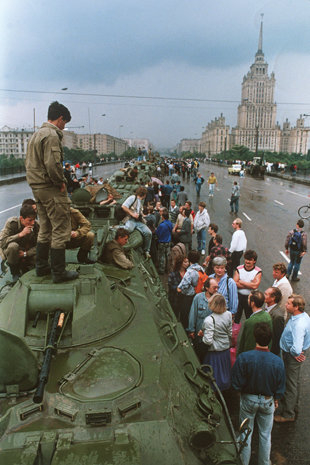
{"left": 121, "top": 186, "right": 152, "bottom": 258}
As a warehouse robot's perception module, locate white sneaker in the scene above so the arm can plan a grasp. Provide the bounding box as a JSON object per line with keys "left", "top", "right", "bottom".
{"left": 201, "top": 249, "right": 205, "bottom": 255}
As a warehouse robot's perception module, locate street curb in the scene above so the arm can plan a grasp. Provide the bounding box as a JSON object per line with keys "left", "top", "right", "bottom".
{"left": 0, "top": 175, "right": 26, "bottom": 186}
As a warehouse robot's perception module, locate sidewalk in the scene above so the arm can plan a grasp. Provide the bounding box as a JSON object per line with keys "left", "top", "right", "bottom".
{"left": 0, "top": 172, "right": 26, "bottom": 186}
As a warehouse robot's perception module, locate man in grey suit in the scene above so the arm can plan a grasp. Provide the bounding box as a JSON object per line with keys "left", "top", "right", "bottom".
{"left": 264, "top": 287, "right": 284, "bottom": 356}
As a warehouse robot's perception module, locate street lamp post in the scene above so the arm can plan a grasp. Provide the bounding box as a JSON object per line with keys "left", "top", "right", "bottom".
{"left": 119, "top": 125, "right": 124, "bottom": 138}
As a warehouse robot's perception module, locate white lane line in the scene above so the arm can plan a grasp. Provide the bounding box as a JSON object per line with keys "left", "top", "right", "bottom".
{"left": 0, "top": 204, "right": 21, "bottom": 215}
{"left": 279, "top": 250, "right": 290, "bottom": 263}
{"left": 286, "top": 190, "right": 309, "bottom": 200}
{"left": 274, "top": 200, "right": 284, "bottom": 206}
{"left": 279, "top": 250, "right": 302, "bottom": 275}
{"left": 242, "top": 212, "right": 252, "bottom": 221}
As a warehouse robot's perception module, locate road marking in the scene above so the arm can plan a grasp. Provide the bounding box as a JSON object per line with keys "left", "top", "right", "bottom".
{"left": 242, "top": 212, "right": 252, "bottom": 221}
{"left": 0, "top": 204, "right": 21, "bottom": 215}
{"left": 274, "top": 200, "right": 284, "bottom": 206}
{"left": 286, "top": 190, "right": 309, "bottom": 200}
{"left": 279, "top": 250, "right": 302, "bottom": 275}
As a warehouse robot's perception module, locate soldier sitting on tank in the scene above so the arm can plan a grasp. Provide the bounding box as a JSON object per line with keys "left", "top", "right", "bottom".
{"left": 66, "top": 207, "right": 95, "bottom": 264}
{"left": 0, "top": 204, "right": 39, "bottom": 281}
{"left": 100, "top": 228, "right": 134, "bottom": 270}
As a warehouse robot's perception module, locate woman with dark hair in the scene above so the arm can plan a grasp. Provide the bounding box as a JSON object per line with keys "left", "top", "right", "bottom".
{"left": 168, "top": 255, "right": 189, "bottom": 317}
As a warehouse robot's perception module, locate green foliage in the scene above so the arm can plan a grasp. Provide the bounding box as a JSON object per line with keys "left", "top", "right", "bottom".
{"left": 181, "top": 151, "right": 204, "bottom": 159}
{"left": 120, "top": 147, "right": 139, "bottom": 160}
{"left": 0, "top": 154, "right": 25, "bottom": 169}
{"left": 213, "top": 147, "right": 310, "bottom": 171}
{"left": 63, "top": 147, "right": 100, "bottom": 163}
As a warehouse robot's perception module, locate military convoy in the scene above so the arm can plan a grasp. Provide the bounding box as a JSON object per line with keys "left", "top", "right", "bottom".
{"left": 0, "top": 161, "right": 245, "bottom": 464}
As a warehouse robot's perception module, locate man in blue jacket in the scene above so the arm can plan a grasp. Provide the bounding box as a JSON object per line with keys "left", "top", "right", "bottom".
{"left": 155, "top": 209, "right": 173, "bottom": 274}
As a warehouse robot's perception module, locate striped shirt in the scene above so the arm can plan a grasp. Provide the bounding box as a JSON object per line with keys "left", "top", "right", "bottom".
{"left": 209, "top": 273, "right": 238, "bottom": 314}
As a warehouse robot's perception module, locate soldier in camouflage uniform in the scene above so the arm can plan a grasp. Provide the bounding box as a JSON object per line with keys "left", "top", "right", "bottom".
{"left": 67, "top": 208, "right": 95, "bottom": 264}
{"left": 25, "top": 101, "right": 78, "bottom": 283}
{"left": 0, "top": 204, "right": 39, "bottom": 281}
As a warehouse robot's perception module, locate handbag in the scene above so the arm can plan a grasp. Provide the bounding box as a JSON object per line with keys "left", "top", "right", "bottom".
{"left": 192, "top": 315, "right": 215, "bottom": 363}
{"left": 193, "top": 335, "right": 210, "bottom": 363}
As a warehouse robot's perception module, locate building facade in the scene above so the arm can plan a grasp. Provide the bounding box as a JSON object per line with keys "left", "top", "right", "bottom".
{"left": 230, "top": 21, "right": 284, "bottom": 152}
{"left": 201, "top": 114, "right": 230, "bottom": 156}
{"left": 0, "top": 126, "right": 33, "bottom": 159}
{"left": 176, "top": 138, "right": 201, "bottom": 155}
{"left": 62, "top": 132, "right": 128, "bottom": 157}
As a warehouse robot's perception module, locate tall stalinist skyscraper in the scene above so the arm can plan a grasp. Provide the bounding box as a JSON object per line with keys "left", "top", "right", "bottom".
{"left": 231, "top": 17, "right": 281, "bottom": 151}
{"left": 199, "top": 18, "right": 309, "bottom": 156}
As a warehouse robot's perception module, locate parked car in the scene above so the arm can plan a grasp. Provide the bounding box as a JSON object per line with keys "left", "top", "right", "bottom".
{"left": 228, "top": 164, "right": 242, "bottom": 175}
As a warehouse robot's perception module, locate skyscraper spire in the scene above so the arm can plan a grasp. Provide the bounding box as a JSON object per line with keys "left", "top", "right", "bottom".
{"left": 257, "top": 13, "right": 264, "bottom": 53}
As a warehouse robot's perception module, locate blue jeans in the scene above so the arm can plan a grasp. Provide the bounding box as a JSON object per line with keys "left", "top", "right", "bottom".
{"left": 239, "top": 393, "right": 275, "bottom": 465}
{"left": 124, "top": 219, "right": 152, "bottom": 253}
{"left": 287, "top": 249, "right": 302, "bottom": 279}
{"left": 197, "top": 229, "right": 206, "bottom": 251}
{"left": 230, "top": 197, "right": 239, "bottom": 213}
{"left": 209, "top": 184, "right": 215, "bottom": 195}
{"left": 196, "top": 183, "right": 202, "bottom": 195}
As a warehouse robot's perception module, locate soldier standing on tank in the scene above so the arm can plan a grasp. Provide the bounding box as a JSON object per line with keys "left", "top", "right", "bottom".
{"left": 25, "top": 101, "right": 79, "bottom": 283}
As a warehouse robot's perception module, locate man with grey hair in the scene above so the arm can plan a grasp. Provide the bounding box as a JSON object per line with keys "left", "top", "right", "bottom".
{"left": 209, "top": 256, "right": 238, "bottom": 315}
{"left": 264, "top": 287, "right": 284, "bottom": 356}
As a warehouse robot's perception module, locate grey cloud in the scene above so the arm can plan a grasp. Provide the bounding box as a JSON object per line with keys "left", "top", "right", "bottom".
{"left": 2, "top": 0, "right": 310, "bottom": 88}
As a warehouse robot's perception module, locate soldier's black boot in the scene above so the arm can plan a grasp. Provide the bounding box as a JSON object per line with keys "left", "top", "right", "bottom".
{"left": 51, "top": 248, "right": 79, "bottom": 284}
{"left": 36, "top": 242, "right": 51, "bottom": 276}
{"left": 9, "top": 264, "right": 21, "bottom": 283}
{"left": 77, "top": 249, "right": 95, "bottom": 264}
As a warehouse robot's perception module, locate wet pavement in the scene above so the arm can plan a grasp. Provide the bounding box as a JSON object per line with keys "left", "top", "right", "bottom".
{"left": 0, "top": 161, "right": 310, "bottom": 464}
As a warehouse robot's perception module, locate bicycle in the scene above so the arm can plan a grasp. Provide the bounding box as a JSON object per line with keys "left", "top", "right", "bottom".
{"left": 298, "top": 204, "right": 310, "bottom": 219}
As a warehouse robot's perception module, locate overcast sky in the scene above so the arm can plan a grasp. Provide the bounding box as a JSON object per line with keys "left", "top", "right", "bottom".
{"left": 1, "top": 0, "right": 310, "bottom": 149}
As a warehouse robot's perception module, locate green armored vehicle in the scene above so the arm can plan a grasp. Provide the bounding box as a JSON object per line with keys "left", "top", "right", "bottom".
{"left": 0, "top": 167, "right": 244, "bottom": 465}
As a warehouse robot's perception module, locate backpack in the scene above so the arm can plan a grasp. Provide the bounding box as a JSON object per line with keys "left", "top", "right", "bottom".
{"left": 289, "top": 229, "right": 302, "bottom": 251}
{"left": 195, "top": 270, "right": 209, "bottom": 294}
{"left": 114, "top": 196, "right": 137, "bottom": 222}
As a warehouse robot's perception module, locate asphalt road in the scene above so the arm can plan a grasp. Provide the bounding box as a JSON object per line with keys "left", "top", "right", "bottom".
{"left": 0, "top": 161, "right": 309, "bottom": 464}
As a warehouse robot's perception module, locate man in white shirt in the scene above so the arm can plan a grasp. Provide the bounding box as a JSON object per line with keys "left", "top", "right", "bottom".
{"left": 121, "top": 186, "right": 152, "bottom": 258}
{"left": 229, "top": 218, "right": 247, "bottom": 273}
{"left": 272, "top": 262, "right": 293, "bottom": 316}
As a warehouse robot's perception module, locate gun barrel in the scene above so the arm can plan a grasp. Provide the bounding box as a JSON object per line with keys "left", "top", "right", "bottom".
{"left": 33, "top": 310, "right": 62, "bottom": 404}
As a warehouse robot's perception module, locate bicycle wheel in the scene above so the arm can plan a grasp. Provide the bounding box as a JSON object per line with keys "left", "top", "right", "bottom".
{"left": 298, "top": 205, "right": 310, "bottom": 219}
